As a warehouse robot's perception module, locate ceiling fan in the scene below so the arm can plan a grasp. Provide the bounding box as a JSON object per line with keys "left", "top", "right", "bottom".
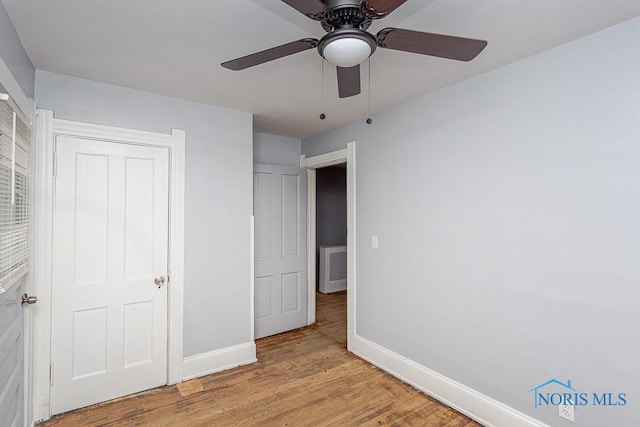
{"left": 222, "top": 0, "right": 488, "bottom": 98}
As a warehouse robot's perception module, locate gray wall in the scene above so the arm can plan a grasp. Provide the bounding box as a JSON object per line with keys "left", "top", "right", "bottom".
{"left": 35, "top": 70, "right": 253, "bottom": 357}
{"left": 316, "top": 166, "right": 347, "bottom": 289}
{"left": 302, "top": 17, "right": 640, "bottom": 427}
{"left": 0, "top": 2, "right": 35, "bottom": 98}
{"left": 316, "top": 165, "right": 347, "bottom": 248}
{"left": 253, "top": 132, "right": 301, "bottom": 166}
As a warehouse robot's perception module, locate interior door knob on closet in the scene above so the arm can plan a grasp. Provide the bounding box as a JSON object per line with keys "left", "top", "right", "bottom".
{"left": 154, "top": 276, "right": 166, "bottom": 288}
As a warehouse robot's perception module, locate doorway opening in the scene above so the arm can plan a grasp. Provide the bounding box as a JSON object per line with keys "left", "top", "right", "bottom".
{"left": 314, "top": 165, "right": 347, "bottom": 347}
{"left": 303, "top": 143, "right": 355, "bottom": 351}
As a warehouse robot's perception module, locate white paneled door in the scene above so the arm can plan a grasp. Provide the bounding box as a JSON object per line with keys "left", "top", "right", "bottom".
{"left": 0, "top": 281, "right": 24, "bottom": 427}
{"left": 253, "top": 164, "right": 307, "bottom": 339}
{"left": 51, "top": 136, "right": 169, "bottom": 414}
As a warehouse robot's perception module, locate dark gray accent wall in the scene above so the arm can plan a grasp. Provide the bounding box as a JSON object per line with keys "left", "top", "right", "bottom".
{"left": 302, "top": 17, "right": 640, "bottom": 427}
{"left": 316, "top": 165, "right": 347, "bottom": 248}
{"left": 0, "top": 2, "right": 35, "bottom": 98}
{"left": 316, "top": 165, "right": 347, "bottom": 287}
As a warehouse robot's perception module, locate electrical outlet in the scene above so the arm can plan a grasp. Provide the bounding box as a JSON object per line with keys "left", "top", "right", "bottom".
{"left": 371, "top": 236, "right": 379, "bottom": 249}
{"left": 559, "top": 404, "right": 575, "bottom": 422}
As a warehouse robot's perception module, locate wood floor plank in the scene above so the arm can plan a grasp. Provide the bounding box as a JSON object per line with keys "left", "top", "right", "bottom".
{"left": 42, "top": 291, "right": 479, "bottom": 426}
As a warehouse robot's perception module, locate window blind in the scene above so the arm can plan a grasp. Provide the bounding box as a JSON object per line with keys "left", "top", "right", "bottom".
{"left": 0, "top": 100, "right": 31, "bottom": 291}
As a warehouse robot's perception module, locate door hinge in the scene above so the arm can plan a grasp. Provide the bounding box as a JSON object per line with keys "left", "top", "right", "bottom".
{"left": 50, "top": 361, "right": 54, "bottom": 386}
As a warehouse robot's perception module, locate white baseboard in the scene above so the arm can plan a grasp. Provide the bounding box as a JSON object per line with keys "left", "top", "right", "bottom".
{"left": 182, "top": 342, "right": 257, "bottom": 381}
{"left": 350, "top": 335, "right": 547, "bottom": 427}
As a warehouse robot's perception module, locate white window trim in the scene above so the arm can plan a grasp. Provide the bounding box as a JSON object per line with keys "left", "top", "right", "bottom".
{"left": 29, "top": 112, "right": 185, "bottom": 424}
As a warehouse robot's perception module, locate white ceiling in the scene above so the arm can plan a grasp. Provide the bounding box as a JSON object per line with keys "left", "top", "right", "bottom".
{"left": 3, "top": 0, "right": 640, "bottom": 138}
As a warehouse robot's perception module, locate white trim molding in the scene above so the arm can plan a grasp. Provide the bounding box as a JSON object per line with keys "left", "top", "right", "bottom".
{"left": 302, "top": 148, "right": 348, "bottom": 170}
{"left": 52, "top": 119, "right": 176, "bottom": 145}
{"left": 250, "top": 215, "right": 255, "bottom": 342}
{"left": 351, "top": 335, "right": 547, "bottom": 427}
{"left": 29, "top": 114, "right": 186, "bottom": 423}
{"left": 167, "top": 128, "right": 186, "bottom": 385}
{"left": 182, "top": 342, "right": 257, "bottom": 381}
{"left": 346, "top": 142, "right": 356, "bottom": 351}
{"left": 30, "top": 109, "right": 55, "bottom": 425}
{"left": 303, "top": 143, "right": 355, "bottom": 349}
{"left": 306, "top": 168, "right": 316, "bottom": 325}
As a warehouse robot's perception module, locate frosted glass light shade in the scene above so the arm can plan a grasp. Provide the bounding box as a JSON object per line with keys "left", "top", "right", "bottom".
{"left": 322, "top": 37, "right": 372, "bottom": 67}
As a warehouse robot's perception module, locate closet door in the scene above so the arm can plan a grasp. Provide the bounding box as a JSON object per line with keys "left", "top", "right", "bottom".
{"left": 253, "top": 163, "right": 307, "bottom": 338}
{"left": 51, "top": 136, "right": 170, "bottom": 414}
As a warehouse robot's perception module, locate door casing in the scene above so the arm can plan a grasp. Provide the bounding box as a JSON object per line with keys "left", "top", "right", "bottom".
{"left": 27, "top": 111, "right": 185, "bottom": 424}
{"left": 302, "top": 142, "right": 356, "bottom": 351}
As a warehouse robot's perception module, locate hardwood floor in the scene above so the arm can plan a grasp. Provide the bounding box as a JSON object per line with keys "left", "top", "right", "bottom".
{"left": 43, "top": 292, "right": 479, "bottom": 426}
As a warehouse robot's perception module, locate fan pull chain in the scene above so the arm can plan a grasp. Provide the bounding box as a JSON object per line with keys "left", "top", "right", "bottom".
{"left": 320, "top": 59, "right": 326, "bottom": 120}
{"left": 366, "top": 57, "right": 373, "bottom": 125}
{"left": 368, "top": 57, "right": 371, "bottom": 115}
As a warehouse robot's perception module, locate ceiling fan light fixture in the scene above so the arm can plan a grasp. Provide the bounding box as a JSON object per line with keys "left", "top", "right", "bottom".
{"left": 318, "top": 30, "right": 377, "bottom": 68}
{"left": 323, "top": 37, "right": 371, "bottom": 67}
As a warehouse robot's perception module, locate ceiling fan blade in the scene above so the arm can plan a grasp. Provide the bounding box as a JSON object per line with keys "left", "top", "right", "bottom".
{"left": 281, "top": 0, "right": 327, "bottom": 20}
{"left": 336, "top": 65, "right": 361, "bottom": 98}
{"left": 361, "top": 0, "right": 407, "bottom": 18}
{"left": 221, "top": 38, "right": 318, "bottom": 71}
{"left": 376, "top": 28, "right": 487, "bottom": 61}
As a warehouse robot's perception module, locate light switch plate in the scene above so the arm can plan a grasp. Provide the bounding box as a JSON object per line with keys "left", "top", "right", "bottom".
{"left": 372, "top": 236, "right": 379, "bottom": 249}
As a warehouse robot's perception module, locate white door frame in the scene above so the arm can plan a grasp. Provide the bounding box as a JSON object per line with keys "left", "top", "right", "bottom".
{"left": 303, "top": 142, "right": 356, "bottom": 350}
{"left": 28, "top": 111, "right": 185, "bottom": 424}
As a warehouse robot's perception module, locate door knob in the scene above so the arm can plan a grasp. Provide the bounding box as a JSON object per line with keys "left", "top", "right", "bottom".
{"left": 21, "top": 293, "right": 38, "bottom": 306}
{"left": 154, "top": 276, "right": 166, "bottom": 288}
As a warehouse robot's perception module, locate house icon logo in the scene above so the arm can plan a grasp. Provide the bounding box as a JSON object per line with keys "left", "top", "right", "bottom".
{"left": 528, "top": 378, "right": 628, "bottom": 408}
{"left": 528, "top": 379, "right": 576, "bottom": 408}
